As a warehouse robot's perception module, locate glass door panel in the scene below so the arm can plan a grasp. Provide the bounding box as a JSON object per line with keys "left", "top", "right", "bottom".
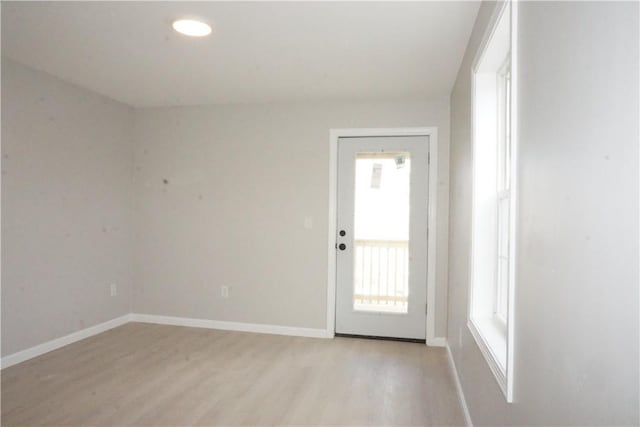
{"left": 353, "top": 153, "right": 411, "bottom": 314}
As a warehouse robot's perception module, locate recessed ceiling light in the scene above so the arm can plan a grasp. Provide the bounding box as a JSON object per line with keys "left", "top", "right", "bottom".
{"left": 172, "top": 19, "right": 212, "bottom": 37}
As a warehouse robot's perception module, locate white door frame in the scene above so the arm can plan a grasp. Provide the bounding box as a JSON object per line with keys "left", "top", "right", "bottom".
{"left": 327, "top": 127, "right": 439, "bottom": 345}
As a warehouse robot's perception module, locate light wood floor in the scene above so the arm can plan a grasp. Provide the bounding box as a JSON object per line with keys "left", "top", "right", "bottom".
{"left": 2, "top": 323, "right": 464, "bottom": 426}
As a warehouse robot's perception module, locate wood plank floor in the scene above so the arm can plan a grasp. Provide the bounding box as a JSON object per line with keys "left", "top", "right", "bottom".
{"left": 1, "top": 323, "right": 464, "bottom": 426}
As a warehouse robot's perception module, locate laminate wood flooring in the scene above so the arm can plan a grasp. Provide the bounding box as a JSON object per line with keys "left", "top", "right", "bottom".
{"left": 2, "top": 322, "right": 465, "bottom": 426}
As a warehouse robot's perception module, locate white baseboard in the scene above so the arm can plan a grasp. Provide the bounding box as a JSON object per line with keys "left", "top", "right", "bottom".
{"left": 1, "top": 313, "right": 331, "bottom": 369}
{"left": 427, "top": 336, "right": 447, "bottom": 347}
{"left": 1, "top": 314, "right": 132, "bottom": 369}
{"left": 446, "top": 343, "right": 473, "bottom": 427}
{"left": 130, "top": 313, "right": 332, "bottom": 339}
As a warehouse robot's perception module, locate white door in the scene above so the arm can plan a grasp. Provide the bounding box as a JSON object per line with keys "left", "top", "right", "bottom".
{"left": 335, "top": 136, "right": 429, "bottom": 340}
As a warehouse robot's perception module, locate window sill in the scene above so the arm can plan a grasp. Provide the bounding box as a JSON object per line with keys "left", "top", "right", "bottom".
{"left": 468, "top": 316, "right": 512, "bottom": 402}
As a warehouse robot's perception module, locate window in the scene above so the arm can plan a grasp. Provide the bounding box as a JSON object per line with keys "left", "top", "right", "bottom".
{"left": 495, "top": 58, "right": 511, "bottom": 323}
{"left": 469, "top": 0, "right": 516, "bottom": 402}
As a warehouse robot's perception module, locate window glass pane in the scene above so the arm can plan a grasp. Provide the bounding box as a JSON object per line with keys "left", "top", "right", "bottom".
{"left": 505, "top": 71, "right": 512, "bottom": 190}
{"left": 496, "top": 258, "right": 509, "bottom": 318}
{"left": 496, "top": 195, "right": 510, "bottom": 318}
{"left": 497, "top": 196, "right": 510, "bottom": 258}
{"left": 352, "top": 153, "right": 411, "bottom": 314}
{"left": 497, "top": 59, "right": 511, "bottom": 193}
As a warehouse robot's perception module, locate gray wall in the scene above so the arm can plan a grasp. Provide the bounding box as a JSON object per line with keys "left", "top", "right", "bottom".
{"left": 448, "top": 1, "right": 639, "bottom": 425}
{"left": 1, "top": 58, "right": 452, "bottom": 355}
{"left": 1, "top": 60, "right": 134, "bottom": 356}
{"left": 132, "top": 100, "right": 451, "bottom": 335}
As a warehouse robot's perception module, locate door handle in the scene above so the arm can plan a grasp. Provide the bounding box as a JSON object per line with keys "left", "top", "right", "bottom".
{"left": 338, "top": 243, "right": 346, "bottom": 251}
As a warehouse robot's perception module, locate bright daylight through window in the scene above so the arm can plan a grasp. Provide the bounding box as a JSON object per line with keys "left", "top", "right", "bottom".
{"left": 353, "top": 153, "right": 411, "bottom": 314}
{"left": 469, "top": 0, "right": 516, "bottom": 402}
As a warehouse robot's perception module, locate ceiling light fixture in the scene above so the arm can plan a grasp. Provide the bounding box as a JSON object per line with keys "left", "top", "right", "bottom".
{"left": 172, "top": 19, "right": 212, "bottom": 37}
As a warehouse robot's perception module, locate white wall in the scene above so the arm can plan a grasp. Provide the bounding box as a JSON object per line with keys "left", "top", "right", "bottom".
{"left": 448, "top": 1, "right": 639, "bottom": 425}
{"left": 1, "top": 60, "right": 134, "bottom": 356}
{"left": 132, "top": 100, "right": 451, "bottom": 336}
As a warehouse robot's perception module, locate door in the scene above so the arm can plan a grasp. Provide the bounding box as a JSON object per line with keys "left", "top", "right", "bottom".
{"left": 335, "top": 136, "right": 429, "bottom": 340}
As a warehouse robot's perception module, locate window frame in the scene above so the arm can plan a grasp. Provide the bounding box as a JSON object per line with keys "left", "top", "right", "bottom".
{"left": 468, "top": 0, "right": 517, "bottom": 403}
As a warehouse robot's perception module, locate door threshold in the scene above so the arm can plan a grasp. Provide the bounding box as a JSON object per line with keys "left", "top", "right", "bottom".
{"left": 335, "top": 333, "right": 426, "bottom": 344}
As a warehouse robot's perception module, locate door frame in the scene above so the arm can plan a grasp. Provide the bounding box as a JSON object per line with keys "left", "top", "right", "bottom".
{"left": 326, "top": 127, "right": 439, "bottom": 345}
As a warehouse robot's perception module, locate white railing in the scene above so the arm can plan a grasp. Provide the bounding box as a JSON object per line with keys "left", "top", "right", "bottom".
{"left": 353, "top": 239, "right": 409, "bottom": 313}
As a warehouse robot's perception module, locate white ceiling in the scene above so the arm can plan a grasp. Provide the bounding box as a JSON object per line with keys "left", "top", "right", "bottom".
{"left": 2, "top": 1, "right": 480, "bottom": 108}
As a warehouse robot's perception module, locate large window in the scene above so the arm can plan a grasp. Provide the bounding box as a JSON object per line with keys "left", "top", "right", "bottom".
{"left": 469, "top": 0, "right": 516, "bottom": 402}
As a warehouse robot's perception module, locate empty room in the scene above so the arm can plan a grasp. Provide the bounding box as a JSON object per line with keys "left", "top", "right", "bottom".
{"left": 1, "top": 1, "right": 638, "bottom": 426}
